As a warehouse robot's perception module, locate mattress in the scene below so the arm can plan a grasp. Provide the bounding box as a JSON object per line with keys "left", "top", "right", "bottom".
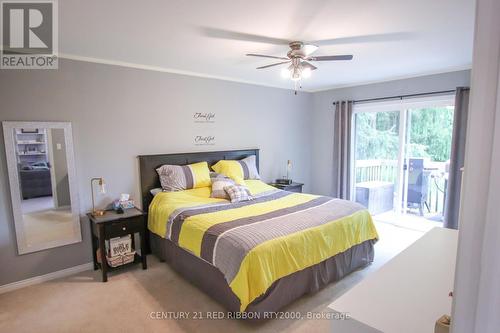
{"left": 148, "top": 180, "right": 378, "bottom": 312}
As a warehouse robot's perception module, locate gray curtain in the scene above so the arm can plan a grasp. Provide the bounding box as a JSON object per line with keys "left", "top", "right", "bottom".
{"left": 334, "top": 101, "right": 354, "bottom": 199}
{"left": 444, "top": 87, "right": 470, "bottom": 229}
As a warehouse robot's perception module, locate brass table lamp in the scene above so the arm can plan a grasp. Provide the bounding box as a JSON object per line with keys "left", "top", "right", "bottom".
{"left": 91, "top": 177, "right": 106, "bottom": 217}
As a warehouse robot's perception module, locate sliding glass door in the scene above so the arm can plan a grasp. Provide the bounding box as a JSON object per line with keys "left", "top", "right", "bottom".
{"left": 353, "top": 110, "right": 401, "bottom": 216}
{"left": 351, "top": 95, "right": 455, "bottom": 229}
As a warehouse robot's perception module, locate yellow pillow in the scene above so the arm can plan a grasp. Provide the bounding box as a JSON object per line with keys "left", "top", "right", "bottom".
{"left": 189, "top": 161, "right": 211, "bottom": 188}
{"left": 211, "top": 160, "right": 246, "bottom": 185}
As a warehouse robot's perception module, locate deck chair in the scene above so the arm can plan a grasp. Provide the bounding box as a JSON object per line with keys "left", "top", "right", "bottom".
{"left": 407, "top": 158, "right": 430, "bottom": 216}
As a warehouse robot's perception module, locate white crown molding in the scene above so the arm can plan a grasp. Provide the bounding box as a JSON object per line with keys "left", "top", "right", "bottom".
{"left": 58, "top": 53, "right": 470, "bottom": 94}
{"left": 308, "top": 64, "right": 473, "bottom": 93}
{"left": 59, "top": 53, "right": 296, "bottom": 92}
{"left": 0, "top": 262, "right": 93, "bottom": 295}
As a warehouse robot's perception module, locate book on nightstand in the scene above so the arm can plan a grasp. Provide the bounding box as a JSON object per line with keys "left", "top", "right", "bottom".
{"left": 105, "top": 235, "right": 132, "bottom": 256}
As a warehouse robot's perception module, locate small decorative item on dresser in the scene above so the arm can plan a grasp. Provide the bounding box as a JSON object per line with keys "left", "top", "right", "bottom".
{"left": 434, "top": 315, "right": 451, "bottom": 333}
{"left": 269, "top": 181, "right": 304, "bottom": 193}
{"left": 434, "top": 291, "right": 452, "bottom": 333}
{"left": 88, "top": 207, "right": 147, "bottom": 282}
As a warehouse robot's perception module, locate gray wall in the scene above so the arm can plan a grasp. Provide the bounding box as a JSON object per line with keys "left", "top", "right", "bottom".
{"left": 0, "top": 59, "right": 312, "bottom": 285}
{"left": 310, "top": 70, "right": 471, "bottom": 196}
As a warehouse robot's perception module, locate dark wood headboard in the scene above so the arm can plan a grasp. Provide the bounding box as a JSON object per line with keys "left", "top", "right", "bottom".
{"left": 138, "top": 149, "right": 259, "bottom": 211}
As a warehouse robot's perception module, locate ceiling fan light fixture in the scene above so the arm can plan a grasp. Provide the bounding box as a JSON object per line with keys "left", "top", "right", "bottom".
{"left": 281, "top": 67, "right": 291, "bottom": 79}
{"left": 247, "top": 40, "right": 352, "bottom": 91}
{"left": 301, "top": 67, "right": 312, "bottom": 79}
{"left": 291, "top": 67, "right": 301, "bottom": 81}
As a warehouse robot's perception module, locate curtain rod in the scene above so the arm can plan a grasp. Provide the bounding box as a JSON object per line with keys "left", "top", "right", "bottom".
{"left": 334, "top": 89, "right": 459, "bottom": 105}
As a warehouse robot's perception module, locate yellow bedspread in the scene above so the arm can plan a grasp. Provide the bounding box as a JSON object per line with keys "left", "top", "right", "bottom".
{"left": 149, "top": 180, "right": 378, "bottom": 311}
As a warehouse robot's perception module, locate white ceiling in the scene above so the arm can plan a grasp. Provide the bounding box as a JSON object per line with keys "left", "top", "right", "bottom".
{"left": 59, "top": 0, "right": 475, "bottom": 91}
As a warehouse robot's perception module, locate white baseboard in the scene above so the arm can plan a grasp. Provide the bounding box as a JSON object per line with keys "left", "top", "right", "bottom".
{"left": 0, "top": 262, "right": 93, "bottom": 295}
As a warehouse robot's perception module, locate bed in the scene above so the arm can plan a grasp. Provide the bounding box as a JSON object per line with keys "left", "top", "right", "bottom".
{"left": 139, "top": 149, "right": 378, "bottom": 314}
{"left": 19, "top": 164, "right": 52, "bottom": 199}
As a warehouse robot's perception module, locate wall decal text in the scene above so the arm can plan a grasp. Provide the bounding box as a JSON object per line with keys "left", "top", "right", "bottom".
{"left": 193, "top": 112, "right": 216, "bottom": 123}
{"left": 194, "top": 135, "right": 215, "bottom": 146}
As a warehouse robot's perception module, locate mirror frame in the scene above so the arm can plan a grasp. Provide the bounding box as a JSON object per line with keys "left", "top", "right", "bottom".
{"left": 2, "top": 121, "right": 82, "bottom": 254}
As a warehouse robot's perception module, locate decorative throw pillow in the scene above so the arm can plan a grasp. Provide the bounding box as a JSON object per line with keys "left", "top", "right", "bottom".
{"left": 223, "top": 184, "right": 253, "bottom": 203}
{"left": 211, "top": 155, "right": 260, "bottom": 185}
{"left": 156, "top": 161, "right": 211, "bottom": 191}
{"left": 210, "top": 176, "right": 235, "bottom": 199}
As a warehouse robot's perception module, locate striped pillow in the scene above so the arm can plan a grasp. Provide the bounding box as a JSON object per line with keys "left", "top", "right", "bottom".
{"left": 223, "top": 184, "right": 253, "bottom": 203}
{"left": 156, "top": 161, "right": 211, "bottom": 191}
{"left": 211, "top": 155, "right": 260, "bottom": 185}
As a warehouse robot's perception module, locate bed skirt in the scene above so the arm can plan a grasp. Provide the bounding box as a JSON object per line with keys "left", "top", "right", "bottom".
{"left": 150, "top": 232, "right": 375, "bottom": 314}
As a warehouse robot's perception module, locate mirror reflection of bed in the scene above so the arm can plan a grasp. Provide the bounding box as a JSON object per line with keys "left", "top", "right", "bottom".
{"left": 16, "top": 128, "right": 73, "bottom": 248}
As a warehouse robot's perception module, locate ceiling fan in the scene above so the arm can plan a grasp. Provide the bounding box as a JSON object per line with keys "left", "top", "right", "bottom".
{"left": 247, "top": 41, "right": 353, "bottom": 91}
{"left": 199, "top": 27, "right": 414, "bottom": 93}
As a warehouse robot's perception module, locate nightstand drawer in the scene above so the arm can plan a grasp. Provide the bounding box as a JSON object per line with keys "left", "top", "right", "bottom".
{"left": 106, "top": 216, "right": 143, "bottom": 237}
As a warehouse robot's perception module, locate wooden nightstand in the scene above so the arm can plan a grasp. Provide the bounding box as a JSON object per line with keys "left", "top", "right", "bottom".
{"left": 269, "top": 182, "right": 304, "bottom": 193}
{"left": 88, "top": 207, "right": 147, "bottom": 282}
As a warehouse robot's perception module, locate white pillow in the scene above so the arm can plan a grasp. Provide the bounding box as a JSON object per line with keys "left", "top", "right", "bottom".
{"left": 150, "top": 188, "right": 163, "bottom": 196}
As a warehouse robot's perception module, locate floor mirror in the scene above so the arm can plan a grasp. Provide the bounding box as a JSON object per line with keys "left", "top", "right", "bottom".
{"left": 2, "top": 121, "right": 81, "bottom": 254}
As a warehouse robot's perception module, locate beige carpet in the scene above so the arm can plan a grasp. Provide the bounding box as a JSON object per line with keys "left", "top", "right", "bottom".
{"left": 0, "top": 222, "right": 424, "bottom": 333}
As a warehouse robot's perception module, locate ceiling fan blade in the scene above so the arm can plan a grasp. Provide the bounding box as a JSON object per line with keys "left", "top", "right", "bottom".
{"left": 246, "top": 53, "right": 289, "bottom": 60}
{"left": 302, "top": 44, "right": 318, "bottom": 56}
{"left": 256, "top": 61, "right": 291, "bottom": 69}
{"left": 301, "top": 61, "right": 317, "bottom": 70}
{"left": 311, "top": 32, "right": 416, "bottom": 46}
{"left": 308, "top": 55, "right": 353, "bottom": 61}
{"left": 199, "top": 27, "right": 290, "bottom": 45}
